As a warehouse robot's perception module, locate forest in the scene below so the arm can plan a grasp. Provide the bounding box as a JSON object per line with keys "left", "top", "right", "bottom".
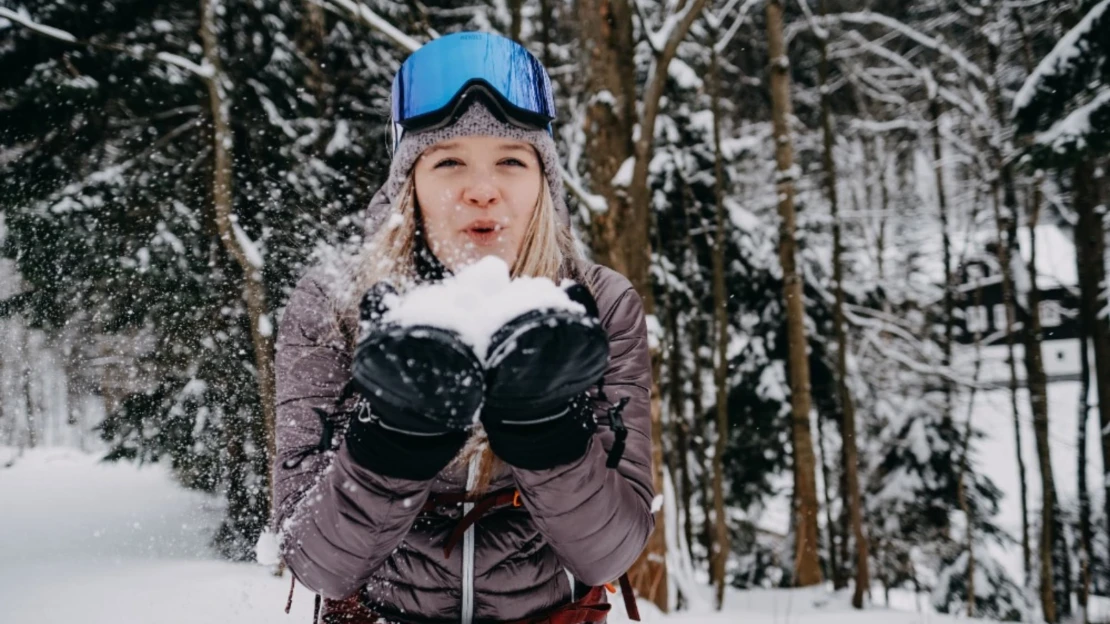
{"left": 1, "top": 0, "right": 1109, "bottom": 622}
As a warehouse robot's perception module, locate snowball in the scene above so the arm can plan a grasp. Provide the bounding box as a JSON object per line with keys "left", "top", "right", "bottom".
{"left": 382, "top": 256, "right": 584, "bottom": 358}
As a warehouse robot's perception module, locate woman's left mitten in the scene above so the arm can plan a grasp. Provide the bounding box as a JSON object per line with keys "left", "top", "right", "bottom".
{"left": 480, "top": 284, "right": 609, "bottom": 470}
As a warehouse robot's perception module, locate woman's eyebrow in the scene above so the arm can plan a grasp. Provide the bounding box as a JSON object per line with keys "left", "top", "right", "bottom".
{"left": 498, "top": 144, "right": 535, "bottom": 155}
{"left": 423, "top": 141, "right": 459, "bottom": 155}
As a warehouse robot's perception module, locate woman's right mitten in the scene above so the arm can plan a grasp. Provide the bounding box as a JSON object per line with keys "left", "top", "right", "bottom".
{"left": 344, "top": 282, "right": 485, "bottom": 480}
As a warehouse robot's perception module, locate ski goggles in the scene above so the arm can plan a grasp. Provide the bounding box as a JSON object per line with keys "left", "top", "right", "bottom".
{"left": 390, "top": 32, "right": 556, "bottom": 150}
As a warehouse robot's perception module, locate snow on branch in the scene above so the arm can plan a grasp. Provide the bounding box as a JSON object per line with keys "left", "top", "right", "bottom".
{"left": 322, "top": 0, "right": 422, "bottom": 52}
{"left": 0, "top": 7, "right": 214, "bottom": 81}
{"left": 704, "top": 0, "right": 745, "bottom": 29}
{"left": 1013, "top": 0, "right": 1109, "bottom": 120}
{"left": 821, "top": 11, "right": 987, "bottom": 85}
{"left": 834, "top": 30, "right": 985, "bottom": 119}
{"left": 794, "top": 0, "right": 828, "bottom": 41}
{"left": 711, "top": 0, "right": 760, "bottom": 53}
{"left": 156, "top": 52, "right": 214, "bottom": 79}
{"left": 633, "top": 0, "right": 708, "bottom": 56}
{"left": 559, "top": 164, "right": 609, "bottom": 213}
{"left": 1034, "top": 85, "right": 1110, "bottom": 156}
{"left": 0, "top": 7, "right": 76, "bottom": 43}
{"left": 232, "top": 222, "right": 264, "bottom": 269}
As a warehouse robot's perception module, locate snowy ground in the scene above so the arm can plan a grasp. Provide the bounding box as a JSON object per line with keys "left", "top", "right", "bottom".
{"left": 0, "top": 444, "right": 1006, "bottom": 624}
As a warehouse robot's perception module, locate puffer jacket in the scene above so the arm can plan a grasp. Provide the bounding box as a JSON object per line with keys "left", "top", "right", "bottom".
{"left": 271, "top": 257, "right": 655, "bottom": 623}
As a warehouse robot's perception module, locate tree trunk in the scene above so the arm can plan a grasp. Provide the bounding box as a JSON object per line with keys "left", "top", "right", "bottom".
{"left": 508, "top": 0, "right": 523, "bottom": 42}
{"left": 200, "top": 0, "right": 277, "bottom": 537}
{"left": 708, "top": 39, "right": 731, "bottom": 610}
{"left": 578, "top": 0, "right": 636, "bottom": 275}
{"left": 929, "top": 97, "right": 954, "bottom": 429}
{"left": 766, "top": 0, "right": 823, "bottom": 587}
{"left": 817, "top": 404, "right": 843, "bottom": 589}
{"left": 621, "top": 0, "right": 708, "bottom": 296}
{"left": 23, "top": 326, "right": 36, "bottom": 450}
{"left": 299, "top": 0, "right": 327, "bottom": 107}
{"left": 818, "top": 0, "right": 867, "bottom": 604}
{"left": 539, "top": 0, "right": 553, "bottom": 69}
{"left": 958, "top": 277, "right": 987, "bottom": 617}
{"left": 680, "top": 179, "right": 712, "bottom": 563}
{"left": 693, "top": 316, "right": 714, "bottom": 567}
{"left": 1073, "top": 157, "right": 1110, "bottom": 593}
{"left": 1072, "top": 163, "right": 1094, "bottom": 622}
{"left": 578, "top": 0, "right": 707, "bottom": 608}
{"left": 668, "top": 310, "right": 696, "bottom": 574}
{"left": 987, "top": 29, "right": 1039, "bottom": 598}
{"left": 1078, "top": 286, "right": 1093, "bottom": 624}
{"left": 1020, "top": 169, "right": 1060, "bottom": 623}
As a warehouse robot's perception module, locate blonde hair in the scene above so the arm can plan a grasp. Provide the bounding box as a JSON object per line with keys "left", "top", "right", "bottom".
{"left": 340, "top": 170, "right": 591, "bottom": 495}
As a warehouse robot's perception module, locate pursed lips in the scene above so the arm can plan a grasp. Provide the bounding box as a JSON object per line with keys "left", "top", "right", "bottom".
{"left": 462, "top": 219, "right": 505, "bottom": 245}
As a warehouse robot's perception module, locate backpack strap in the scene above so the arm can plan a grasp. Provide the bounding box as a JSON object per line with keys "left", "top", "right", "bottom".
{"left": 617, "top": 573, "right": 640, "bottom": 621}
{"left": 501, "top": 586, "right": 611, "bottom": 624}
{"left": 286, "top": 575, "right": 296, "bottom": 614}
{"left": 593, "top": 381, "right": 631, "bottom": 468}
{"left": 426, "top": 487, "right": 522, "bottom": 559}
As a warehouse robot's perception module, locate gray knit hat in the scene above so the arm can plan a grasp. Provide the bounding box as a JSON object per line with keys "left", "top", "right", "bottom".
{"left": 365, "top": 99, "right": 569, "bottom": 235}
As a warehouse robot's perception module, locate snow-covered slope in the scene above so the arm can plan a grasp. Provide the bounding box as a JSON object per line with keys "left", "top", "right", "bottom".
{"left": 0, "top": 445, "right": 998, "bottom": 624}
{"left": 0, "top": 446, "right": 318, "bottom": 623}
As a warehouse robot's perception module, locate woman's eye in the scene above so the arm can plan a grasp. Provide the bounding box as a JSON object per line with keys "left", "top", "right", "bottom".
{"left": 434, "top": 158, "right": 462, "bottom": 169}
{"left": 499, "top": 158, "right": 526, "bottom": 167}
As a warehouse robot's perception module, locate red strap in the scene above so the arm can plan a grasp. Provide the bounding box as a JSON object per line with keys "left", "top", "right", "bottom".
{"left": 423, "top": 488, "right": 520, "bottom": 559}
{"left": 319, "top": 594, "right": 379, "bottom": 623}
{"left": 502, "top": 586, "right": 612, "bottom": 624}
{"left": 286, "top": 575, "right": 296, "bottom": 614}
{"left": 618, "top": 573, "right": 640, "bottom": 621}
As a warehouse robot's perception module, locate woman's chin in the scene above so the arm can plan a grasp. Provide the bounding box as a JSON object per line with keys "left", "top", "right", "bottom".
{"left": 446, "top": 249, "right": 515, "bottom": 273}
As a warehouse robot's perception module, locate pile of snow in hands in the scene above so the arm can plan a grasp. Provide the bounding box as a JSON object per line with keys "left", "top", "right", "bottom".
{"left": 380, "top": 256, "right": 584, "bottom": 358}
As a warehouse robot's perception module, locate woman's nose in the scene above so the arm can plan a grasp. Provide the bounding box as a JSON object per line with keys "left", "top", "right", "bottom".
{"left": 461, "top": 176, "right": 499, "bottom": 208}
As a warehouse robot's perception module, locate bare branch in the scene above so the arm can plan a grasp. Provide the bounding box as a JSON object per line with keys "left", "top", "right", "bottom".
{"left": 320, "top": 0, "right": 423, "bottom": 52}
{"left": 0, "top": 7, "right": 76, "bottom": 43}
{"left": 0, "top": 7, "right": 212, "bottom": 80}
{"left": 713, "top": 0, "right": 760, "bottom": 53}
{"left": 805, "top": 10, "right": 987, "bottom": 85}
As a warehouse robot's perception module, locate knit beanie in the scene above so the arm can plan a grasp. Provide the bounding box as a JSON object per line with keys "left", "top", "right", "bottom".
{"left": 365, "top": 98, "right": 569, "bottom": 235}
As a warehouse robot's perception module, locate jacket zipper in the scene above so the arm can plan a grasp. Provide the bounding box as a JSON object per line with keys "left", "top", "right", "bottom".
{"left": 461, "top": 453, "right": 480, "bottom": 624}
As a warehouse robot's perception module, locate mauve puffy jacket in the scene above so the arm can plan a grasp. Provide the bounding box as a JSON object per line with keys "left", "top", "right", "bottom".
{"left": 271, "top": 260, "right": 655, "bottom": 623}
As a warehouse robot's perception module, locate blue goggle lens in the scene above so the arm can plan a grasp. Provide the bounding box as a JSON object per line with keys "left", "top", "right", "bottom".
{"left": 391, "top": 32, "right": 556, "bottom": 137}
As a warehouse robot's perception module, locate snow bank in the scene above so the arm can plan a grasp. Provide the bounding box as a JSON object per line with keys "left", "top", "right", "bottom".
{"left": 0, "top": 446, "right": 1017, "bottom": 623}
{"left": 383, "top": 256, "right": 583, "bottom": 357}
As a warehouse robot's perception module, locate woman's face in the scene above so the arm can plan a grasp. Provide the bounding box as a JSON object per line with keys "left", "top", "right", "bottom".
{"left": 413, "top": 135, "right": 543, "bottom": 271}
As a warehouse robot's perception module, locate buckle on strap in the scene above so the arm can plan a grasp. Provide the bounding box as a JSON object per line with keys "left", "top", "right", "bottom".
{"left": 436, "top": 488, "right": 522, "bottom": 559}
{"left": 605, "top": 398, "right": 631, "bottom": 469}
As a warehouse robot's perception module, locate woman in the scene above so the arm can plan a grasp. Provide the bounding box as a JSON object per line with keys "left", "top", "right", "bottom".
{"left": 272, "top": 32, "right": 654, "bottom": 624}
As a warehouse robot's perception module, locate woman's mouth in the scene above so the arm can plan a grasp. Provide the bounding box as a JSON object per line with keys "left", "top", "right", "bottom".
{"left": 464, "top": 221, "right": 504, "bottom": 246}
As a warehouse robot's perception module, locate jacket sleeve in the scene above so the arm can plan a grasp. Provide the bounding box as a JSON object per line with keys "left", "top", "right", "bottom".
{"left": 508, "top": 283, "right": 656, "bottom": 587}
{"left": 272, "top": 272, "right": 435, "bottom": 600}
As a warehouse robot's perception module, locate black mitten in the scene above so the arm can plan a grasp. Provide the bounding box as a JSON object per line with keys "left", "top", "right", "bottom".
{"left": 481, "top": 283, "right": 609, "bottom": 470}
{"left": 345, "top": 282, "right": 485, "bottom": 480}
